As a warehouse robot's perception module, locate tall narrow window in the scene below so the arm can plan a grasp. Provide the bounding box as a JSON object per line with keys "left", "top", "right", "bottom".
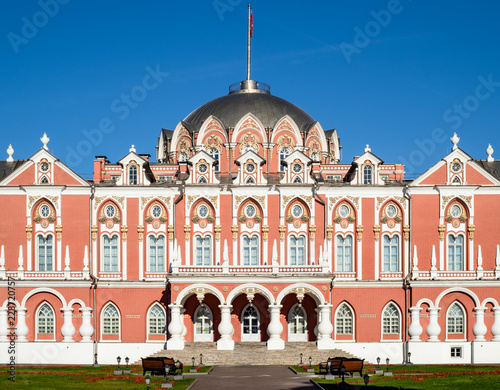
{"left": 383, "top": 235, "right": 399, "bottom": 272}
{"left": 209, "top": 148, "right": 220, "bottom": 172}
{"left": 149, "top": 235, "right": 165, "bottom": 272}
{"left": 288, "top": 304, "right": 307, "bottom": 341}
{"left": 103, "top": 304, "right": 120, "bottom": 335}
{"left": 363, "top": 165, "right": 372, "bottom": 185}
{"left": 37, "top": 303, "right": 55, "bottom": 334}
{"left": 103, "top": 235, "right": 119, "bottom": 271}
{"left": 242, "top": 236, "right": 258, "bottom": 266}
{"left": 195, "top": 235, "right": 211, "bottom": 266}
{"left": 129, "top": 165, "right": 138, "bottom": 185}
{"left": 382, "top": 304, "right": 400, "bottom": 334}
{"left": 447, "top": 303, "right": 465, "bottom": 334}
{"left": 448, "top": 235, "right": 464, "bottom": 271}
{"left": 38, "top": 235, "right": 53, "bottom": 271}
{"left": 194, "top": 305, "right": 213, "bottom": 341}
{"left": 336, "top": 235, "right": 353, "bottom": 272}
{"left": 290, "top": 236, "right": 305, "bottom": 265}
{"left": 336, "top": 304, "right": 353, "bottom": 335}
{"left": 148, "top": 304, "right": 165, "bottom": 335}
{"left": 279, "top": 148, "right": 290, "bottom": 172}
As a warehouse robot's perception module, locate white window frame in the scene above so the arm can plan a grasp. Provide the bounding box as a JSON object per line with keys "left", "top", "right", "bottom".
{"left": 101, "top": 234, "right": 120, "bottom": 272}
{"left": 129, "top": 164, "right": 138, "bottom": 185}
{"left": 382, "top": 234, "right": 400, "bottom": 272}
{"left": 289, "top": 235, "right": 306, "bottom": 266}
{"left": 194, "top": 234, "right": 212, "bottom": 266}
{"left": 241, "top": 234, "right": 259, "bottom": 266}
{"left": 241, "top": 304, "right": 260, "bottom": 342}
{"left": 36, "top": 234, "right": 54, "bottom": 272}
{"left": 279, "top": 148, "right": 290, "bottom": 172}
{"left": 336, "top": 234, "right": 353, "bottom": 272}
{"left": 36, "top": 302, "right": 55, "bottom": 341}
{"left": 147, "top": 235, "right": 166, "bottom": 272}
{"left": 363, "top": 164, "right": 372, "bottom": 185}
{"left": 288, "top": 303, "right": 307, "bottom": 341}
{"left": 381, "top": 302, "right": 401, "bottom": 340}
{"left": 447, "top": 234, "right": 465, "bottom": 271}
{"left": 446, "top": 302, "right": 466, "bottom": 340}
{"left": 147, "top": 303, "right": 166, "bottom": 340}
{"left": 194, "top": 304, "right": 214, "bottom": 342}
{"left": 208, "top": 148, "right": 220, "bottom": 172}
{"left": 101, "top": 303, "right": 121, "bottom": 341}
{"left": 335, "top": 303, "right": 354, "bottom": 339}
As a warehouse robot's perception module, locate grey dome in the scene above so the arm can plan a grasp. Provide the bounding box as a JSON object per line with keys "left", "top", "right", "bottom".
{"left": 183, "top": 81, "right": 315, "bottom": 133}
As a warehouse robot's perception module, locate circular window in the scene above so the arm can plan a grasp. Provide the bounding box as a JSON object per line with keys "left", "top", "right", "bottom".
{"left": 292, "top": 163, "right": 302, "bottom": 173}
{"left": 292, "top": 204, "right": 303, "bottom": 218}
{"left": 245, "top": 204, "right": 256, "bottom": 218}
{"left": 40, "top": 162, "right": 50, "bottom": 172}
{"left": 198, "top": 163, "right": 208, "bottom": 173}
{"left": 450, "top": 204, "right": 462, "bottom": 218}
{"left": 246, "top": 163, "right": 256, "bottom": 173}
{"left": 198, "top": 204, "right": 209, "bottom": 218}
{"left": 451, "top": 162, "right": 462, "bottom": 173}
{"left": 105, "top": 205, "right": 115, "bottom": 218}
{"left": 151, "top": 205, "right": 162, "bottom": 218}
{"left": 339, "top": 204, "right": 350, "bottom": 219}
{"left": 39, "top": 205, "right": 50, "bottom": 218}
{"left": 385, "top": 204, "right": 397, "bottom": 219}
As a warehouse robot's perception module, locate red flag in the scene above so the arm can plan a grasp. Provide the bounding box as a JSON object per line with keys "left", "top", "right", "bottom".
{"left": 250, "top": 10, "right": 253, "bottom": 38}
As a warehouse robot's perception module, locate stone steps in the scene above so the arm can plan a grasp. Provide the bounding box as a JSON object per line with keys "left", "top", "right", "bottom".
{"left": 135, "top": 342, "right": 359, "bottom": 366}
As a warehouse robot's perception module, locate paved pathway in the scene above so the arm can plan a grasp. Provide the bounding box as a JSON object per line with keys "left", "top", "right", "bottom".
{"left": 188, "top": 365, "right": 317, "bottom": 390}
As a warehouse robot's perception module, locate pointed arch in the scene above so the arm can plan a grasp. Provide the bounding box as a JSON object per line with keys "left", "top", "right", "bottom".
{"left": 147, "top": 302, "right": 166, "bottom": 338}
{"left": 100, "top": 302, "right": 121, "bottom": 340}
{"left": 381, "top": 301, "right": 402, "bottom": 339}
{"left": 35, "top": 301, "right": 56, "bottom": 340}
{"left": 335, "top": 301, "right": 355, "bottom": 339}
{"left": 196, "top": 116, "right": 229, "bottom": 146}
{"left": 272, "top": 116, "right": 302, "bottom": 146}
{"left": 231, "top": 113, "right": 267, "bottom": 145}
{"left": 446, "top": 301, "right": 466, "bottom": 340}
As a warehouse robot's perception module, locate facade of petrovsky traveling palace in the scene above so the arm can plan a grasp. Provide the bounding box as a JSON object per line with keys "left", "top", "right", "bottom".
{"left": 1, "top": 78, "right": 500, "bottom": 365}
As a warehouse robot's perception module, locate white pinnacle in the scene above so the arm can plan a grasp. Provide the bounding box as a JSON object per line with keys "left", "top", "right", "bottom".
{"left": 6, "top": 144, "right": 14, "bottom": 162}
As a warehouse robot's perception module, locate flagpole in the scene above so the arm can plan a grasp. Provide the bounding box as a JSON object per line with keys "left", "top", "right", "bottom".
{"left": 247, "top": 4, "right": 251, "bottom": 80}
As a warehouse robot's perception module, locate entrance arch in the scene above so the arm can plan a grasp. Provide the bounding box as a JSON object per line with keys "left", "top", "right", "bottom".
{"left": 241, "top": 304, "right": 260, "bottom": 341}
{"left": 193, "top": 304, "right": 213, "bottom": 342}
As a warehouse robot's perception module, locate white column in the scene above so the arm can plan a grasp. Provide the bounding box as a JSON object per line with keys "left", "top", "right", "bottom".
{"left": 472, "top": 306, "right": 487, "bottom": 341}
{"left": 0, "top": 307, "right": 8, "bottom": 341}
{"left": 426, "top": 307, "right": 441, "bottom": 341}
{"left": 16, "top": 307, "right": 29, "bottom": 342}
{"left": 317, "top": 304, "right": 334, "bottom": 349}
{"left": 314, "top": 308, "right": 320, "bottom": 337}
{"left": 180, "top": 308, "right": 187, "bottom": 339}
{"left": 408, "top": 307, "right": 423, "bottom": 341}
{"left": 491, "top": 307, "right": 500, "bottom": 341}
{"left": 166, "top": 304, "right": 184, "bottom": 350}
{"left": 61, "top": 308, "right": 75, "bottom": 342}
{"left": 79, "top": 307, "right": 94, "bottom": 342}
{"left": 267, "top": 304, "right": 284, "bottom": 350}
{"left": 217, "top": 304, "right": 234, "bottom": 350}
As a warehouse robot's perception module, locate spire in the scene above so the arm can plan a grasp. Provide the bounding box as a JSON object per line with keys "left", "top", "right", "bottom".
{"left": 247, "top": 4, "right": 252, "bottom": 80}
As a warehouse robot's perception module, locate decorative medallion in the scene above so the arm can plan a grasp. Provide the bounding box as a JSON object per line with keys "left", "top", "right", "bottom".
{"left": 173, "top": 286, "right": 179, "bottom": 292}
{"left": 200, "top": 220, "right": 207, "bottom": 228}
{"left": 223, "top": 286, "right": 228, "bottom": 292}
{"left": 293, "top": 220, "right": 301, "bottom": 228}
{"left": 153, "top": 220, "right": 160, "bottom": 229}
{"left": 273, "top": 286, "right": 279, "bottom": 292}
{"left": 41, "top": 220, "right": 49, "bottom": 228}
{"left": 388, "top": 220, "right": 395, "bottom": 228}
{"left": 106, "top": 220, "right": 113, "bottom": 229}
{"left": 322, "top": 286, "right": 328, "bottom": 292}
{"left": 452, "top": 220, "right": 460, "bottom": 228}
{"left": 341, "top": 220, "right": 348, "bottom": 228}
{"left": 247, "top": 220, "right": 254, "bottom": 228}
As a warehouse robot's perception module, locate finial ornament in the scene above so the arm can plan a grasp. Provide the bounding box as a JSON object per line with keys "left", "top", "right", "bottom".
{"left": 487, "top": 144, "right": 494, "bottom": 162}
{"left": 6, "top": 144, "right": 14, "bottom": 162}
{"left": 129, "top": 145, "right": 136, "bottom": 153}
{"left": 365, "top": 144, "right": 371, "bottom": 153}
{"left": 41, "top": 133, "right": 50, "bottom": 150}
{"left": 450, "top": 132, "right": 460, "bottom": 150}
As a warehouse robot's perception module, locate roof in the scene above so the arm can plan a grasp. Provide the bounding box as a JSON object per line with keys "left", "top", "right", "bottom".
{"left": 0, "top": 160, "right": 25, "bottom": 180}
{"left": 475, "top": 160, "right": 500, "bottom": 180}
{"left": 183, "top": 84, "right": 316, "bottom": 133}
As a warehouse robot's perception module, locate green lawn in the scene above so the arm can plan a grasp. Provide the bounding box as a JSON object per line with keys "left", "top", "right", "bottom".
{"left": 301, "top": 364, "right": 500, "bottom": 390}
{"left": 1, "top": 365, "right": 197, "bottom": 389}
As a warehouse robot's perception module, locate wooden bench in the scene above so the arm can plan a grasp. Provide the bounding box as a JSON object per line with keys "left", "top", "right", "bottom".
{"left": 142, "top": 357, "right": 183, "bottom": 376}
{"left": 318, "top": 357, "right": 364, "bottom": 376}
{"left": 338, "top": 358, "right": 364, "bottom": 377}
{"left": 318, "top": 357, "right": 343, "bottom": 374}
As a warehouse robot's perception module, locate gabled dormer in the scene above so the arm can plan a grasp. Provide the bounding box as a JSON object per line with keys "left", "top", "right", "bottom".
{"left": 350, "top": 145, "right": 384, "bottom": 185}
{"left": 235, "top": 149, "right": 265, "bottom": 185}
{"left": 281, "top": 150, "right": 312, "bottom": 184}
{"left": 187, "top": 150, "right": 219, "bottom": 184}
{"left": 116, "top": 146, "right": 155, "bottom": 186}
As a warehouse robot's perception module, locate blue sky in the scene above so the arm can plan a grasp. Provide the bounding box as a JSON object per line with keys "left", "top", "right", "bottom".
{"left": 2, "top": 1, "right": 500, "bottom": 179}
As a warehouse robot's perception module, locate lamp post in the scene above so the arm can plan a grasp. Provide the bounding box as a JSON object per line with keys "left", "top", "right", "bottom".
{"left": 162, "top": 362, "right": 172, "bottom": 388}
{"left": 124, "top": 357, "right": 131, "bottom": 374}
{"left": 340, "top": 365, "right": 346, "bottom": 383}
{"left": 145, "top": 374, "right": 151, "bottom": 390}
{"left": 299, "top": 353, "right": 303, "bottom": 365}
{"left": 114, "top": 356, "right": 123, "bottom": 375}
{"left": 307, "top": 356, "right": 314, "bottom": 373}
{"left": 363, "top": 373, "right": 369, "bottom": 386}
{"left": 174, "top": 359, "right": 183, "bottom": 380}
{"left": 406, "top": 351, "right": 413, "bottom": 365}
{"left": 93, "top": 352, "right": 98, "bottom": 367}
{"left": 383, "top": 357, "right": 392, "bottom": 377}
{"left": 190, "top": 356, "right": 196, "bottom": 373}
{"left": 374, "top": 356, "right": 383, "bottom": 374}
{"left": 325, "top": 359, "right": 335, "bottom": 380}
{"left": 199, "top": 353, "right": 205, "bottom": 367}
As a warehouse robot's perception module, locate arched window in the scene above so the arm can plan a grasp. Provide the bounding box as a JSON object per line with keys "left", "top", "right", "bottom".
{"left": 194, "top": 305, "right": 213, "bottom": 342}
{"left": 148, "top": 235, "right": 165, "bottom": 272}
{"left": 289, "top": 235, "right": 305, "bottom": 265}
{"left": 336, "top": 235, "right": 353, "bottom": 272}
{"left": 102, "top": 304, "right": 120, "bottom": 335}
{"left": 288, "top": 304, "right": 307, "bottom": 341}
{"left": 209, "top": 148, "right": 220, "bottom": 172}
{"left": 383, "top": 235, "right": 399, "bottom": 272}
{"left": 129, "top": 164, "right": 138, "bottom": 185}
{"left": 363, "top": 165, "right": 372, "bottom": 185}
{"left": 242, "top": 235, "right": 258, "bottom": 266}
{"left": 382, "top": 304, "right": 400, "bottom": 334}
{"left": 40, "top": 176, "right": 49, "bottom": 184}
{"left": 37, "top": 303, "right": 55, "bottom": 335}
{"left": 241, "top": 304, "right": 260, "bottom": 341}
{"left": 246, "top": 177, "right": 255, "bottom": 184}
{"left": 448, "top": 235, "right": 464, "bottom": 271}
{"left": 279, "top": 148, "right": 290, "bottom": 172}
{"left": 293, "top": 176, "right": 302, "bottom": 184}
{"left": 195, "top": 235, "right": 212, "bottom": 266}
{"left": 336, "top": 304, "right": 353, "bottom": 335}
{"left": 447, "top": 303, "right": 465, "bottom": 334}
{"left": 103, "top": 235, "right": 119, "bottom": 271}
{"left": 37, "top": 235, "right": 54, "bottom": 271}
{"left": 148, "top": 304, "right": 165, "bottom": 335}
{"left": 198, "top": 177, "right": 207, "bottom": 184}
